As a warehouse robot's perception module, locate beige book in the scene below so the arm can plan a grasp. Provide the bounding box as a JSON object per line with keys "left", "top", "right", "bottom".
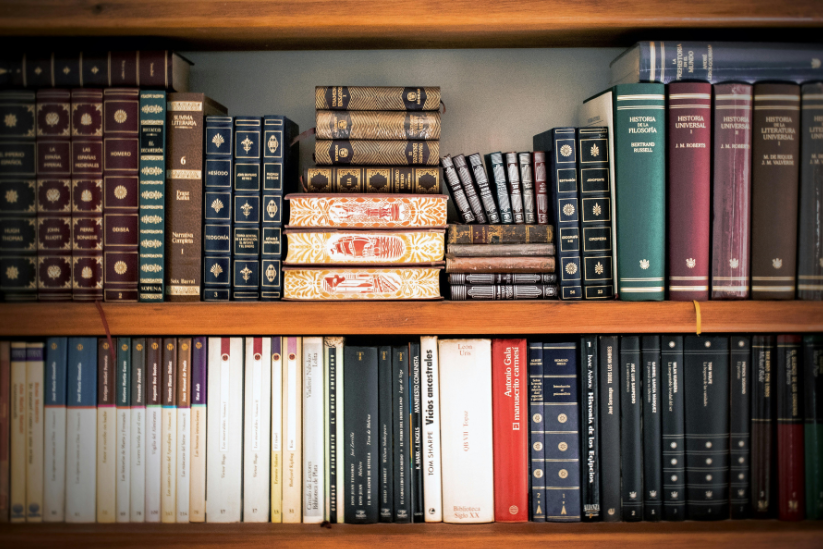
{"left": 160, "top": 338, "right": 177, "bottom": 523}
{"left": 282, "top": 337, "right": 302, "bottom": 523}
{"left": 9, "top": 343, "right": 26, "bottom": 522}
{"left": 25, "top": 343, "right": 45, "bottom": 522}
{"left": 270, "top": 337, "right": 283, "bottom": 523}
{"left": 96, "top": 340, "right": 116, "bottom": 523}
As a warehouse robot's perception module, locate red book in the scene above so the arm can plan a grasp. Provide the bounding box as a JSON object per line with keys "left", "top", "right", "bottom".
{"left": 0, "top": 342, "right": 9, "bottom": 522}
{"left": 710, "top": 83, "right": 752, "bottom": 299}
{"left": 492, "top": 338, "right": 528, "bottom": 522}
{"left": 667, "top": 82, "right": 712, "bottom": 301}
{"left": 777, "top": 335, "right": 805, "bottom": 521}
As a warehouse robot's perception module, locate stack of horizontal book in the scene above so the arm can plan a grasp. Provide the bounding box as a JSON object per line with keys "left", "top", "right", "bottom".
{"left": 445, "top": 224, "right": 558, "bottom": 300}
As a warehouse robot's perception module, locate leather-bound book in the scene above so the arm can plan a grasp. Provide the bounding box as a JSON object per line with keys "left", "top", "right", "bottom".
{"left": 314, "top": 140, "right": 439, "bottom": 166}
{"left": 315, "top": 86, "right": 441, "bottom": 111}
{"left": 451, "top": 154, "right": 487, "bottom": 224}
{"left": 469, "top": 153, "right": 501, "bottom": 224}
{"left": 533, "top": 151, "right": 549, "bottom": 225}
{"left": 751, "top": 83, "right": 801, "bottom": 299}
{"left": 445, "top": 255, "right": 554, "bottom": 274}
{"left": 448, "top": 273, "right": 557, "bottom": 285}
{"left": 441, "top": 157, "right": 474, "bottom": 224}
{"left": 304, "top": 166, "right": 441, "bottom": 194}
{"left": 231, "top": 116, "right": 262, "bottom": 301}
{"left": 449, "top": 284, "right": 557, "bottom": 300}
{"left": 751, "top": 335, "right": 776, "bottom": 518}
{"left": 447, "top": 224, "right": 553, "bottom": 245}
{"left": 776, "top": 335, "right": 805, "bottom": 520}
{"left": 710, "top": 83, "right": 753, "bottom": 299}
{"left": 485, "top": 153, "right": 513, "bottom": 224}
{"left": 528, "top": 342, "right": 546, "bottom": 521}
{"left": 315, "top": 111, "right": 440, "bottom": 140}
{"left": 504, "top": 152, "right": 526, "bottom": 224}
{"left": 164, "top": 93, "right": 227, "bottom": 301}
{"left": 518, "top": 152, "right": 536, "bottom": 224}
{"left": 668, "top": 82, "right": 711, "bottom": 301}
{"left": 202, "top": 116, "right": 233, "bottom": 301}
{"left": 797, "top": 83, "right": 823, "bottom": 299}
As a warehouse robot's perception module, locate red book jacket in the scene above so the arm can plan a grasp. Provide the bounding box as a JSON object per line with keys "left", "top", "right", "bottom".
{"left": 667, "top": 82, "right": 711, "bottom": 301}
{"left": 710, "top": 83, "right": 752, "bottom": 299}
{"left": 492, "top": 338, "right": 528, "bottom": 522}
{"left": 777, "top": 335, "right": 805, "bottom": 521}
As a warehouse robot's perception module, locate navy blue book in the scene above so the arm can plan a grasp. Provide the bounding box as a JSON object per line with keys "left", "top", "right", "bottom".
{"left": 534, "top": 128, "right": 581, "bottom": 300}
{"left": 661, "top": 335, "right": 686, "bottom": 521}
{"left": 580, "top": 336, "right": 600, "bottom": 521}
{"left": 202, "top": 116, "right": 233, "bottom": 301}
{"left": 620, "top": 336, "right": 643, "bottom": 521}
{"left": 528, "top": 341, "right": 546, "bottom": 521}
{"left": 543, "top": 341, "right": 581, "bottom": 522}
{"left": 641, "top": 335, "right": 662, "bottom": 521}
{"left": 232, "top": 117, "right": 262, "bottom": 300}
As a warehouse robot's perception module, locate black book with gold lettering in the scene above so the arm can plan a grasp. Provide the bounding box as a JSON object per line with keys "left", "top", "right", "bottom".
{"left": 316, "top": 111, "right": 440, "bottom": 140}
{"left": 315, "top": 140, "right": 439, "bottom": 166}
{"left": 304, "top": 166, "right": 441, "bottom": 194}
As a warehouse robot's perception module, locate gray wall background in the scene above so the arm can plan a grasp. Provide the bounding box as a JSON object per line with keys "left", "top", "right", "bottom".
{"left": 185, "top": 48, "right": 623, "bottom": 173}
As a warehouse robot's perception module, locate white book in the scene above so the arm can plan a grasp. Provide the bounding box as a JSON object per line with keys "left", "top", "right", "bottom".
{"left": 145, "top": 339, "right": 163, "bottom": 522}
{"left": 421, "top": 336, "right": 443, "bottom": 522}
{"left": 189, "top": 338, "right": 208, "bottom": 523}
{"left": 206, "top": 337, "right": 243, "bottom": 522}
{"left": 115, "top": 338, "right": 131, "bottom": 523}
{"left": 243, "top": 337, "right": 271, "bottom": 522}
{"left": 282, "top": 337, "right": 302, "bottom": 523}
{"left": 176, "top": 338, "right": 191, "bottom": 523}
{"left": 130, "top": 339, "right": 147, "bottom": 522}
{"left": 44, "top": 338, "right": 68, "bottom": 522}
{"left": 438, "top": 339, "right": 494, "bottom": 523}
{"left": 25, "top": 342, "right": 45, "bottom": 522}
{"left": 160, "top": 338, "right": 177, "bottom": 523}
{"left": 270, "top": 337, "right": 283, "bottom": 523}
{"left": 65, "top": 338, "right": 97, "bottom": 523}
{"left": 9, "top": 343, "right": 25, "bottom": 523}
{"left": 97, "top": 340, "right": 116, "bottom": 523}
{"left": 302, "top": 337, "right": 324, "bottom": 523}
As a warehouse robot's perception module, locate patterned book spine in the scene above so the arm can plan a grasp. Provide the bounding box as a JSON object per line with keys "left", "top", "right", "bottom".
{"left": 440, "top": 156, "right": 474, "bottom": 224}
{"left": 232, "top": 117, "right": 261, "bottom": 300}
{"left": 730, "top": 335, "right": 752, "bottom": 519}
{"left": 751, "top": 335, "right": 775, "bottom": 518}
{"left": 315, "top": 140, "right": 439, "bottom": 166}
{"left": 96, "top": 338, "right": 116, "bottom": 523}
{"left": 614, "top": 84, "right": 666, "bottom": 301}
{"left": 547, "top": 128, "right": 582, "bottom": 300}
{"left": 450, "top": 284, "right": 557, "bottom": 300}
{"left": 138, "top": 91, "right": 166, "bottom": 302}
{"left": 578, "top": 127, "right": 614, "bottom": 300}
{"left": 70, "top": 89, "right": 103, "bottom": 301}
{"left": 0, "top": 91, "right": 37, "bottom": 301}
{"left": 447, "top": 224, "right": 553, "bottom": 244}
{"left": 130, "top": 338, "right": 146, "bottom": 523}
{"left": 710, "top": 83, "right": 753, "bottom": 299}
{"left": 504, "top": 152, "right": 525, "bottom": 224}
{"left": 316, "top": 111, "right": 440, "bottom": 140}
{"left": 244, "top": 337, "right": 272, "bottom": 522}
{"left": 102, "top": 88, "right": 140, "bottom": 301}
{"left": 378, "top": 347, "right": 393, "bottom": 522}
{"left": 641, "top": 335, "right": 662, "bottom": 521}
{"left": 598, "top": 335, "right": 620, "bottom": 521}
{"left": 189, "top": 337, "right": 206, "bottom": 523}
{"left": 798, "top": 83, "right": 823, "bottom": 299}
{"left": 175, "top": 338, "right": 191, "bottom": 523}
{"left": 160, "top": 338, "right": 177, "bottom": 523}
{"left": 392, "top": 345, "right": 411, "bottom": 523}
{"left": 447, "top": 243, "right": 553, "bottom": 257}
{"left": 469, "top": 153, "right": 500, "bottom": 223}
{"left": 803, "top": 335, "right": 823, "bottom": 519}
{"left": 485, "top": 153, "right": 513, "bottom": 224}
{"left": 285, "top": 229, "right": 445, "bottom": 265}
{"left": 751, "top": 83, "right": 801, "bottom": 299}
{"left": 518, "top": 152, "right": 536, "bottom": 224}
{"left": 65, "top": 338, "right": 97, "bottom": 523}
{"left": 305, "top": 166, "right": 441, "bottom": 194}
{"left": 344, "top": 346, "right": 379, "bottom": 523}
{"left": 533, "top": 151, "right": 549, "bottom": 225}
{"left": 315, "top": 86, "right": 441, "bottom": 111}
{"left": 579, "top": 336, "right": 600, "bottom": 521}
{"left": 24, "top": 342, "right": 44, "bottom": 523}
{"left": 620, "top": 336, "right": 643, "bottom": 521}
{"left": 661, "top": 335, "right": 686, "bottom": 521}
{"left": 452, "top": 154, "right": 487, "bottom": 224}
{"left": 0, "top": 342, "right": 9, "bottom": 522}
{"left": 667, "top": 82, "right": 712, "bottom": 301}
{"left": 445, "top": 256, "right": 554, "bottom": 274}
{"left": 284, "top": 266, "right": 441, "bottom": 300}
{"left": 36, "top": 89, "right": 73, "bottom": 300}
{"left": 286, "top": 194, "right": 448, "bottom": 229}
{"left": 115, "top": 338, "right": 131, "bottom": 523}
{"left": 777, "top": 335, "right": 805, "bottom": 520}
{"left": 448, "top": 273, "right": 557, "bottom": 285}
{"left": 202, "top": 116, "right": 233, "bottom": 301}
{"left": 528, "top": 342, "right": 546, "bottom": 521}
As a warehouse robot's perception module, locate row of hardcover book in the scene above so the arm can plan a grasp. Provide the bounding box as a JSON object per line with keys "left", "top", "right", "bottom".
{"left": 1, "top": 333, "right": 821, "bottom": 523}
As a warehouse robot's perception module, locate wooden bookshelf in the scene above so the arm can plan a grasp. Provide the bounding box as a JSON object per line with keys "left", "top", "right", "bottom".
{"left": 1, "top": 0, "right": 822, "bottom": 49}
{"left": 0, "top": 301, "right": 820, "bottom": 336}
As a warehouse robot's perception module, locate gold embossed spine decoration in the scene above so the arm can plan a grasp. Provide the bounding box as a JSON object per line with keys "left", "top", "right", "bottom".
{"left": 315, "top": 86, "right": 441, "bottom": 111}
{"left": 315, "top": 111, "right": 441, "bottom": 140}
{"left": 314, "top": 140, "right": 439, "bottom": 166}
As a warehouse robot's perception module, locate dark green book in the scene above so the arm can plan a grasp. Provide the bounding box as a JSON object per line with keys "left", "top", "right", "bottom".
{"left": 613, "top": 84, "right": 666, "bottom": 300}
{"left": 138, "top": 91, "right": 166, "bottom": 302}
{"left": 804, "top": 335, "right": 823, "bottom": 519}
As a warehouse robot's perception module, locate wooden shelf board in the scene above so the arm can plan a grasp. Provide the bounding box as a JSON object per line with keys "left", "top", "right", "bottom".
{"left": 0, "top": 520, "right": 821, "bottom": 548}
{"left": 0, "top": 301, "right": 821, "bottom": 336}
{"left": 1, "top": 0, "right": 822, "bottom": 49}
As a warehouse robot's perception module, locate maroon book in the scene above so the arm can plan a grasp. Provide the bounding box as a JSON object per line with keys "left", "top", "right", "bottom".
{"left": 533, "top": 151, "right": 549, "bottom": 225}
{"left": 36, "top": 89, "right": 73, "bottom": 301}
{"left": 776, "top": 335, "right": 805, "bottom": 521}
{"left": 102, "top": 88, "right": 140, "bottom": 302}
{"left": 71, "top": 89, "right": 104, "bottom": 301}
{"left": 710, "top": 83, "right": 753, "bottom": 299}
{"left": 667, "top": 82, "right": 711, "bottom": 301}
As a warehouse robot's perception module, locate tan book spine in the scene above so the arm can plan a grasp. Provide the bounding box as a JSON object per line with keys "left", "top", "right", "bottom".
{"left": 96, "top": 338, "right": 116, "bottom": 523}
{"left": 315, "top": 86, "right": 441, "bottom": 112}
{"left": 282, "top": 337, "right": 302, "bottom": 523}
{"left": 160, "top": 338, "right": 177, "bottom": 523}
{"left": 316, "top": 111, "right": 441, "bottom": 140}
{"left": 25, "top": 343, "right": 45, "bottom": 522}
{"left": 447, "top": 243, "right": 555, "bottom": 257}
{"left": 270, "top": 337, "right": 284, "bottom": 523}
{"left": 9, "top": 343, "right": 26, "bottom": 522}
{"left": 445, "top": 255, "right": 556, "bottom": 274}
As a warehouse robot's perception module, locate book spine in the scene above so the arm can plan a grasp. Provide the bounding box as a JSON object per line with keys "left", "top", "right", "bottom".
{"left": 9, "top": 344, "right": 26, "bottom": 522}
{"left": 392, "top": 345, "right": 411, "bottom": 522}
{"left": 130, "top": 338, "right": 146, "bottom": 522}
{"left": 420, "top": 336, "right": 442, "bottom": 522}
{"left": 448, "top": 273, "right": 557, "bottom": 285}
{"left": 580, "top": 336, "right": 600, "bottom": 521}
{"left": 518, "top": 152, "right": 536, "bottom": 223}
{"left": 36, "top": 89, "right": 73, "bottom": 301}
{"left": 528, "top": 342, "right": 546, "bottom": 521}
{"left": 314, "top": 140, "right": 439, "bottom": 166}
{"left": 160, "top": 338, "right": 177, "bottom": 523}
{"left": 751, "top": 335, "right": 776, "bottom": 518}
{"left": 43, "top": 337, "right": 67, "bottom": 522}
{"left": 283, "top": 337, "right": 303, "bottom": 523}
{"left": 333, "top": 338, "right": 346, "bottom": 523}
{"left": 469, "top": 153, "right": 501, "bottom": 223}
{"left": 445, "top": 255, "right": 555, "bottom": 274}
{"left": 316, "top": 111, "right": 440, "bottom": 140}
{"left": 378, "top": 346, "right": 393, "bottom": 522}
{"left": 23, "top": 343, "right": 44, "bottom": 522}
{"left": 492, "top": 339, "right": 528, "bottom": 522}
{"left": 684, "top": 335, "right": 730, "bottom": 521}
{"left": 710, "top": 83, "right": 752, "bottom": 299}
{"left": 620, "top": 336, "right": 643, "bottom": 521}
{"left": 543, "top": 342, "right": 581, "bottom": 522}
{"left": 344, "top": 346, "right": 379, "bottom": 523}
{"left": 324, "top": 341, "right": 331, "bottom": 523}
{"left": 102, "top": 88, "right": 140, "bottom": 302}
{"left": 641, "top": 336, "right": 662, "bottom": 521}
{"left": 447, "top": 243, "right": 555, "bottom": 257}
{"left": 777, "top": 335, "right": 805, "bottom": 520}
{"left": 533, "top": 151, "right": 549, "bottom": 225}
{"left": 661, "top": 335, "right": 686, "bottom": 521}
{"left": 667, "top": 82, "right": 712, "bottom": 301}
{"left": 410, "top": 341, "right": 424, "bottom": 521}
{"left": 315, "top": 86, "right": 441, "bottom": 111}
{"left": 450, "top": 284, "right": 558, "bottom": 300}
{"left": 244, "top": 337, "right": 272, "bottom": 522}
{"left": 751, "top": 83, "right": 801, "bottom": 299}
{"left": 614, "top": 84, "right": 666, "bottom": 301}
{"left": 65, "top": 338, "right": 97, "bottom": 523}
{"left": 577, "top": 127, "right": 615, "bottom": 299}
{"left": 202, "top": 116, "right": 233, "bottom": 301}
{"left": 70, "top": 89, "right": 104, "bottom": 301}
{"left": 175, "top": 338, "right": 191, "bottom": 523}
{"left": 145, "top": 338, "right": 162, "bottom": 522}
{"left": 97, "top": 338, "right": 116, "bottom": 522}
{"left": 452, "top": 154, "right": 487, "bottom": 224}
{"left": 0, "top": 342, "right": 9, "bottom": 522}
{"left": 440, "top": 156, "right": 474, "bottom": 224}
{"left": 302, "top": 337, "right": 324, "bottom": 523}
{"left": 287, "top": 193, "right": 449, "bottom": 229}
{"left": 482, "top": 153, "right": 512, "bottom": 225}
{"left": 447, "top": 224, "right": 554, "bottom": 245}
{"left": 730, "top": 335, "right": 752, "bottom": 519}
{"left": 597, "top": 336, "right": 620, "bottom": 521}
{"left": 138, "top": 90, "right": 166, "bottom": 302}
{"left": 548, "top": 128, "right": 582, "bottom": 300}
{"left": 798, "top": 83, "right": 823, "bottom": 299}
{"left": 116, "top": 338, "right": 131, "bottom": 522}
{"left": 271, "top": 337, "right": 284, "bottom": 523}
{"left": 504, "top": 152, "right": 525, "bottom": 224}
{"left": 188, "top": 341, "right": 207, "bottom": 523}
{"left": 232, "top": 117, "right": 262, "bottom": 301}
{"left": 803, "top": 336, "right": 823, "bottom": 519}
{"left": 304, "top": 166, "right": 441, "bottom": 194}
